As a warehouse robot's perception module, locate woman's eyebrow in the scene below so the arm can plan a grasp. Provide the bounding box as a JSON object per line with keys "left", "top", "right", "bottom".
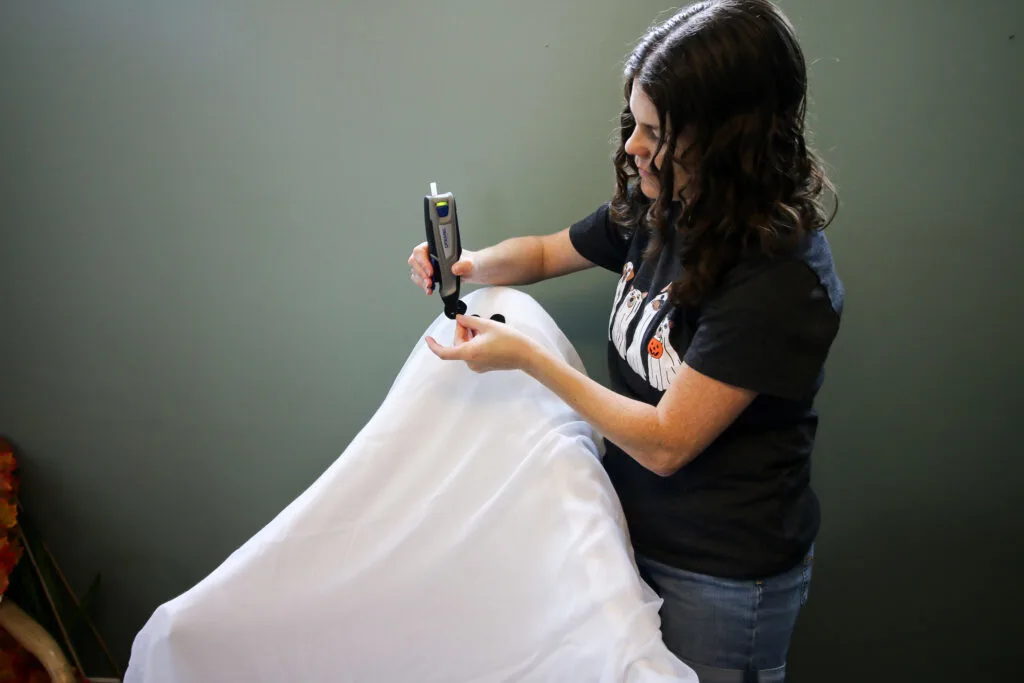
{"left": 628, "top": 106, "right": 660, "bottom": 135}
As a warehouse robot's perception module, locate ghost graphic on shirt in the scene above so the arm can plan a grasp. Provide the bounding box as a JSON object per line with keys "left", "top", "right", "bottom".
{"left": 625, "top": 287, "right": 671, "bottom": 379}
{"left": 647, "top": 315, "right": 682, "bottom": 392}
{"left": 611, "top": 287, "right": 646, "bottom": 357}
{"left": 608, "top": 261, "right": 636, "bottom": 338}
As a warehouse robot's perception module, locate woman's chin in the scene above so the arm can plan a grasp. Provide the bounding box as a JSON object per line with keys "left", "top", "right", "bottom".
{"left": 638, "top": 175, "right": 659, "bottom": 199}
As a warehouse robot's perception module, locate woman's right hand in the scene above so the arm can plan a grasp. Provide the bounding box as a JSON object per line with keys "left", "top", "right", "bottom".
{"left": 408, "top": 242, "right": 479, "bottom": 295}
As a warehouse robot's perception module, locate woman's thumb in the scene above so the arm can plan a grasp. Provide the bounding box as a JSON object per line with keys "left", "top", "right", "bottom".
{"left": 451, "top": 259, "right": 472, "bottom": 276}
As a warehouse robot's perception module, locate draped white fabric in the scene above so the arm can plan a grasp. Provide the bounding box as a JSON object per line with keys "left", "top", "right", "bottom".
{"left": 125, "top": 287, "right": 695, "bottom": 683}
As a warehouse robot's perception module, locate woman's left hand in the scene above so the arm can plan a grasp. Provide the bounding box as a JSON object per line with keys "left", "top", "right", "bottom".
{"left": 425, "top": 314, "right": 538, "bottom": 373}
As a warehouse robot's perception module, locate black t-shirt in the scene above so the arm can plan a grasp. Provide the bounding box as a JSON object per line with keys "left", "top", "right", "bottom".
{"left": 569, "top": 202, "right": 844, "bottom": 580}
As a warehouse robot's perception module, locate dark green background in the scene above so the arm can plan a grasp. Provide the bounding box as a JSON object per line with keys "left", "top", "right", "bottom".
{"left": 1, "top": 1, "right": 1020, "bottom": 679}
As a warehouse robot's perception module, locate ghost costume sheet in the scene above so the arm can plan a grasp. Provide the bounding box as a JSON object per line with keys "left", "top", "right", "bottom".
{"left": 124, "top": 287, "right": 696, "bottom": 683}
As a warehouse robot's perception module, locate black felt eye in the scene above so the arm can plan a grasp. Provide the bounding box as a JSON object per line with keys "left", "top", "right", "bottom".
{"left": 490, "top": 314, "right": 505, "bottom": 324}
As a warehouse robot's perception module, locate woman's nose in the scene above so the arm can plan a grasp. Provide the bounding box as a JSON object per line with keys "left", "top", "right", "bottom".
{"left": 624, "top": 129, "right": 646, "bottom": 158}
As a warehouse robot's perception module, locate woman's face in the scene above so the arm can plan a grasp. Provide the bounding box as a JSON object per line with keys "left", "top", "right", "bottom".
{"left": 624, "top": 85, "right": 692, "bottom": 201}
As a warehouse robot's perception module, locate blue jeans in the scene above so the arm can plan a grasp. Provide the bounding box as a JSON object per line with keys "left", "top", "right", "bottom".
{"left": 635, "top": 548, "right": 813, "bottom": 683}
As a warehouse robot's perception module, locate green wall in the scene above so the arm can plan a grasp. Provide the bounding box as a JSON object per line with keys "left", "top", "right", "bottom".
{"left": 783, "top": 3, "right": 1022, "bottom": 680}
{"left": 1, "top": 1, "right": 1019, "bottom": 679}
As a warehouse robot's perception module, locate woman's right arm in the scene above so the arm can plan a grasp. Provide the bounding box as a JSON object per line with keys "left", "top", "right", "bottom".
{"left": 409, "top": 228, "right": 594, "bottom": 294}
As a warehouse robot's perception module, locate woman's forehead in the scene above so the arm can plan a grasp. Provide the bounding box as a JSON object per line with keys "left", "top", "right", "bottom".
{"left": 629, "top": 86, "right": 660, "bottom": 125}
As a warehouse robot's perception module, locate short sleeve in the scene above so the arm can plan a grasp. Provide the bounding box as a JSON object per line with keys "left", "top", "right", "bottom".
{"left": 683, "top": 260, "right": 841, "bottom": 400}
{"left": 568, "top": 203, "right": 631, "bottom": 274}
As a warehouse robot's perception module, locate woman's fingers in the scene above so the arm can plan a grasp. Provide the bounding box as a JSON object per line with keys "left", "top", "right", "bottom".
{"left": 410, "top": 268, "right": 432, "bottom": 294}
{"left": 414, "top": 243, "right": 433, "bottom": 277}
{"left": 408, "top": 242, "right": 435, "bottom": 294}
{"left": 455, "top": 314, "right": 491, "bottom": 333}
{"left": 426, "top": 335, "right": 468, "bottom": 361}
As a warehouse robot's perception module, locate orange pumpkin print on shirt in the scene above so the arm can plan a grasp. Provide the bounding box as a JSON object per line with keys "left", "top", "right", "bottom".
{"left": 647, "top": 337, "right": 664, "bottom": 359}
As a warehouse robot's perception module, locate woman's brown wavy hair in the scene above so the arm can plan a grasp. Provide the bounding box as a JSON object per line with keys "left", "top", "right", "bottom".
{"left": 609, "top": 0, "right": 837, "bottom": 306}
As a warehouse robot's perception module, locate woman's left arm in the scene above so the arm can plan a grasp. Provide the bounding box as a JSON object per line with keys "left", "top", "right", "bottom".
{"left": 426, "top": 314, "right": 755, "bottom": 477}
{"left": 523, "top": 341, "right": 755, "bottom": 476}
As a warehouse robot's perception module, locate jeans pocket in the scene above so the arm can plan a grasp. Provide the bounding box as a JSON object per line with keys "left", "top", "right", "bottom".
{"left": 757, "top": 662, "right": 787, "bottom": 683}
{"left": 680, "top": 658, "right": 747, "bottom": 683}
{"left": 681, "top": 659, "right": 787, "bottom": 683}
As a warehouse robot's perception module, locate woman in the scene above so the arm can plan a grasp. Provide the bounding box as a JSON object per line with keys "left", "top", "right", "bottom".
{"left": 408, "top": 1, "right": 843, "bottom": 680}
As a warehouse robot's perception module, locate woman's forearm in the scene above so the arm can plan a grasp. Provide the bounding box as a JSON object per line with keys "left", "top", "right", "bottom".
{"left": 522, "top": 343, "right": 690, "bottom": 476}
{"left": 474, "top": 236, "right": 548, "bottom": 286}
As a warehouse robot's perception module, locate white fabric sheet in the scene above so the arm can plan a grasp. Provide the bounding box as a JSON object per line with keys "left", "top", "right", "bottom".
{"left": 125, "top": 286, "right": 695, "bottom": 683}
